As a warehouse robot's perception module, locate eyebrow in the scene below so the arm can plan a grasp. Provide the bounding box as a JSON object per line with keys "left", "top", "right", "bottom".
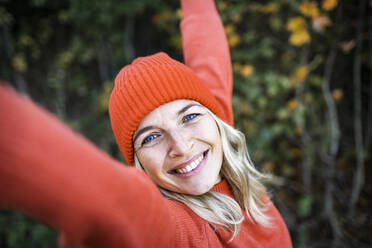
{"left": 133, "top": 103, "right": 202, "bottom": 144}
{"left": 133, "top": 125, "right": 157, "bottom": 144}
{"left": 177, "top": 103, "right": 202, "bottom": 115}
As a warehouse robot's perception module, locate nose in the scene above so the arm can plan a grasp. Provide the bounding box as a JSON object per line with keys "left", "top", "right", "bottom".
{"left": 167, "top": 129, "right": 192, "bottom": 158}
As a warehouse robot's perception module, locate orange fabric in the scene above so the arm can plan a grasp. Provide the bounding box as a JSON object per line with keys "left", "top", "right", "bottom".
{"left": 0, "top": 85, "right": 174, "bottom": 247}
{"left": 0, "top": 0, "right": 292, "bottom": 247}
{"left": 181, "top": 0, "right": 234, "bottom": 126}
{"left": 109, "top": 52, "right": 224, "bottom": 165}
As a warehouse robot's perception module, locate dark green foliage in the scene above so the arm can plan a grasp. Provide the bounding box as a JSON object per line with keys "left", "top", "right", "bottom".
{"left": 0, "top": 0, "right": 371, "bottom": 247}
{"left": 0, "top": 211, "right": 57, "bottom": 248}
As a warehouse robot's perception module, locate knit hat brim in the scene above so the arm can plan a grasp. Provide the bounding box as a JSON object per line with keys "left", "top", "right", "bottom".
{"left": 109, "top": 52, "right": 223, "bottom": 165}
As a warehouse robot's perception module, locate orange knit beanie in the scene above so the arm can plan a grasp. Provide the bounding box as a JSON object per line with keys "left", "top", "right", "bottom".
{"left": 109, "top": 52, "right": 223, "bottom": 165}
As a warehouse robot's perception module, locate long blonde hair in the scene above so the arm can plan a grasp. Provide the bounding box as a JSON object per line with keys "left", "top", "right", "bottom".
{"left": 134, "top": 110, "right": 272, "bottom": 240}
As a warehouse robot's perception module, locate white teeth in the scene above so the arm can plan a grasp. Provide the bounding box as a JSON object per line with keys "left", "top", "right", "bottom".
{"left": 176, "top": 154, "right": 204, "bottom": 174}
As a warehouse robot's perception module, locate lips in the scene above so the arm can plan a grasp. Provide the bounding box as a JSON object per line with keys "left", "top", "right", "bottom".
{"left": 168, "top": 150, "right": 209, "bottom": 175}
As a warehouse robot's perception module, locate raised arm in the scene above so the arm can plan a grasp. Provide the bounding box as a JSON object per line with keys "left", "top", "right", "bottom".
{"left": 0, "top": 84, "right": 174, "bottom": 248}
{"left": 180, "top": 0, "right": 233, "bottom": 125}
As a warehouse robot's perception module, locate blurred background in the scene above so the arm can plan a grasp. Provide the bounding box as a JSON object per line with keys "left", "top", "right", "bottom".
{"left": 0, "top": 0, "right": 371, "bottom": 247}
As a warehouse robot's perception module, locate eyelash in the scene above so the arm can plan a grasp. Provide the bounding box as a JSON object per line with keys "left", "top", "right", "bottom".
{"left": 142, "top": 134, "right": 159, "bottom": 145}
{"left": 140, "top": 113, "right": 201, "bottom": 146}
{"left": 183, "top": 113, "right": 200, "bottom": 123}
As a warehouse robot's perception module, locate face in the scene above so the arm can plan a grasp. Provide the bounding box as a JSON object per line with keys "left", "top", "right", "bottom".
{"left": 133, "top": 99, "right": 223, "bottom": 195}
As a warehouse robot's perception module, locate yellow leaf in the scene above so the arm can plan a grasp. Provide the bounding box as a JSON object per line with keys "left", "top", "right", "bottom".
{"left": 231, "top": 13, "right": 242, "bottom": 23}
{"left": 287, "top": 99, "right": 298, "bottom": 110}
{"left": 12, "top": 54, "right": 27, "bottom": 72}
{"left": 169, "top": 34, "right": 182, "bottom": 50}
{"left": 287, "top": 17, "right": 311, "bottom": 46}
{"left": 290, "top": 148, "right": 303, "bottom": 157}
{"left": 294, "top": 126, "right": 303, "bottom": 135}
{"left": 224, "top": 24, "right": 235, "bottom": 35}
{"left": 296, "top": 66, "right": 309, "bottom": 81}
{"left": 332, "top": 89, "right": 343, "bottom": 102}
{"left": 228, "top": 34, "right": 240, "bottom": 47}
{"left": 152, "top": 14, "right": 162, "bottom": 24}
{"left": 287, "top": 17, "right": 307, "bottom": 32}
{"left": 249, "top": 3, "right": 279, "bottom": 14}
{"left": 152, "top": 11, "right": 171, "bottom": 24}
{"left": 312, "top": 15, "right": 332, "bottom": 32}
{"left": 322, "top": 0, "right": 338, "bottom": 11}
{"left": 97, "top": 81, "right": 114, "bottom": 114}
{"left": 241, "top": 102, "right": 251, "bottom": 115}
{"left": 289, "top": 29, "right": 311, "bottom": 46}
{"left": 225, "top": 24, "right": 240, "bottom": 47}
{"left": 217, "top": 1, "right": 228, "bottom": 11}
{"left": 57, "top": 51, "right": 74, "bottom": 69}
{"left": 282, "top": 165, "right": 295, "bottom": 176}
{"left": 240, "top": 64, "right": 254, "bottom": 77}
{"left": 262, "top": 162, "right": 275, "bottom": 172}
{"left": 176, "top": 9, "right": 182, "bottom": 19}
{"left": 299, "top": 1, "right": 320, "bottom": 17}
{"left": 290, "top": 66, "right": 309, "bottom": 86}
{"left": 277, "top": 108, "right": 290, "bottom": 120}
{"left": 261, "top": 3, "right": 279, "bottom": 14}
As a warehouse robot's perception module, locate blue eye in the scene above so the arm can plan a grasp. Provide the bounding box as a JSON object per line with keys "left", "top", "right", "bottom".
{"left": 183, "top": 113, "right": 199, "bottom": 123}
{"left": 142, "top": 134, "right": 159, "bottom": 145}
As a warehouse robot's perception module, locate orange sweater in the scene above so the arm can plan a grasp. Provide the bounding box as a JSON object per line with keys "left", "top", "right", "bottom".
{"left": 0, "top": 0, "right": 292, "bottom": 247}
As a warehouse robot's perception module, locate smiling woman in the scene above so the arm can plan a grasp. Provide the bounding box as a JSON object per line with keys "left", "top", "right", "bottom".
{"left": 107, "top": 45, "right": 289, "bottom": 244}
{"left": 133, "top": 100, "right": 223, "bottom": 196}
{"left": 0, "top": 0, "right": 292, "bottom": 247}
{"left": 132, "top": 99, "right": 273, "bottom": 239}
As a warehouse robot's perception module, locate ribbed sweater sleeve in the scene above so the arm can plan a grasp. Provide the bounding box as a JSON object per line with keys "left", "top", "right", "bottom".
{"left": 0, "top": 85, "right": 174, "bottom": 248}
{"left": 180, "top": 0, "right": 234, "bottom": 126}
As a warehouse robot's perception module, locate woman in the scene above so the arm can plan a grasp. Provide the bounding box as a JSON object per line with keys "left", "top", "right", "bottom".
{"left": 0, "top": 0, "right": 291, "bottom": 247}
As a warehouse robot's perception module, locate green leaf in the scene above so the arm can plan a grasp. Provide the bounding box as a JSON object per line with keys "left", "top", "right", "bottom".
{"left": 297, "top": 195, "right": 313, "bottom": 217}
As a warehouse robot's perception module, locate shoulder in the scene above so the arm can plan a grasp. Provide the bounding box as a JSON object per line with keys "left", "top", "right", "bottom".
{"left": 165, "top": 199, "right": 209, "bottom": 247}
{"left": 166, "top": 199, "right": 207, "bottom": 230}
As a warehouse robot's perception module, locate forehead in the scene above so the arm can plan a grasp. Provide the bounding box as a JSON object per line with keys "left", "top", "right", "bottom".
{"left": 137, "top": 99, "right": 201, "bottom": 128}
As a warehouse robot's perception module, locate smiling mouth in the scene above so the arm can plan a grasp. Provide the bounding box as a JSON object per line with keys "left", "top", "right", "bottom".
{"left": 168, "top": 150, "right": 209, "bottom": 175}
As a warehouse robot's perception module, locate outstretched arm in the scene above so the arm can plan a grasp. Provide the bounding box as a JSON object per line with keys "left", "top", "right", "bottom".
{"left": 180, "top": 0, "right": 234, "bottom": 125}
{"left": 0, "top": 84, "right": 174, "bottom": 248}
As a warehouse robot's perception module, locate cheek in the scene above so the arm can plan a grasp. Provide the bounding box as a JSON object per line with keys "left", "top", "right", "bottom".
{"left": 136, "top": 146, "right": 167, "bottom": 175}
{"left": 198, "top": 118, "right": 221, "bottom": 144}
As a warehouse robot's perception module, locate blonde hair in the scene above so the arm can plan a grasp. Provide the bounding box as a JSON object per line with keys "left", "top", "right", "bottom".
{"left": 134, "top": 111, "right": 272, "bottom": 240}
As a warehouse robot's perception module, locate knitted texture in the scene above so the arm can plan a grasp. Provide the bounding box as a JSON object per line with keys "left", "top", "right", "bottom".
{"left": 109, "top": 52, "right": 223, "bottom": 165}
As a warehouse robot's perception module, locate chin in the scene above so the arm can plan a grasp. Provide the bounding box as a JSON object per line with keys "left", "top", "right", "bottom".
{"left": 182, "top": 181, "right": 216, "bottom": 195}
{"left": 185, "top": 189, "right": 208, "bottom": 196}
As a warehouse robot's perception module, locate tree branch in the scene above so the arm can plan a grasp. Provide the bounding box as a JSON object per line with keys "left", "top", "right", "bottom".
{"left": 294, "top": 47, "right": 313, "bottom": 196}
{"left": 124, "top": 16, "right": 135, "bottom": 63}
{"left": 364, "top": 12, "right": 372, "bottom": 152}
{"left": 349, "top": 0, "right": 367, "bottom": 217}
{"left": 321, "top": 43, "right": 342, "bottom": 244}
